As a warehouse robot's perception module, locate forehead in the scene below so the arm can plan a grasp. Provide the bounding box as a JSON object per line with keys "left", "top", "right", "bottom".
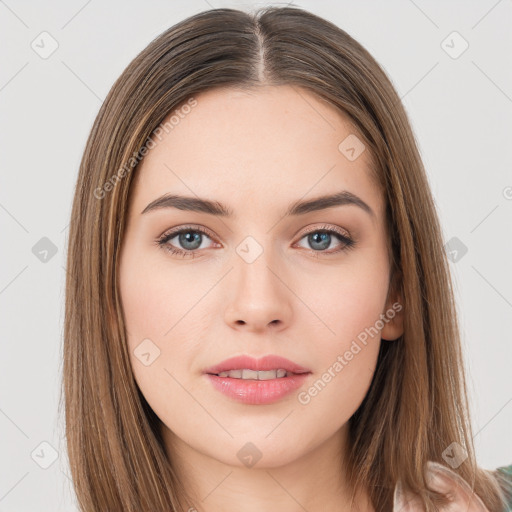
{"left": 129, "top": 85, "right": 383, "bottom": 221}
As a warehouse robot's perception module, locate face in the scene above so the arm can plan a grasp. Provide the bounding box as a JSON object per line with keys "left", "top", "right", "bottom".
{"left": 118, "top": 85, "right": 403, "bottom": 470}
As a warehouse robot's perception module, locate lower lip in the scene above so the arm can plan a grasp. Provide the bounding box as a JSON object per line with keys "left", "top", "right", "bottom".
{"left": 205, "top": 373, "right": 310, "bottom": 405}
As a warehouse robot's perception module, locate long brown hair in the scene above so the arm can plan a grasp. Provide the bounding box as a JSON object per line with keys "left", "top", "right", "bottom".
{"left": 61, "top": 6, "right": 511, "bottom": 511}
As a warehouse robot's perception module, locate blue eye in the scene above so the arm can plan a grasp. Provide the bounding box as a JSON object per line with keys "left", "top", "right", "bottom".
{"left": 155, "top": 225, "right": 215, "bottom": 258}
{"left": 297, "top": 226, "right": 355, "bottom": 255}
{"left": 155, "top": 224, "right": 355, "bottom": 258}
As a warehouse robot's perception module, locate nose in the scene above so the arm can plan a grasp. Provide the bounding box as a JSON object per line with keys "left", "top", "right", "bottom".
{"left": 223, "top": 248, "right": 293, "bottom": 334}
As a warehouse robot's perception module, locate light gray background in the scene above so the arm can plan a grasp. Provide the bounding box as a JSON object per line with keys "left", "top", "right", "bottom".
{"left": 1, "top": 0, "right": 511, "bottom": 510}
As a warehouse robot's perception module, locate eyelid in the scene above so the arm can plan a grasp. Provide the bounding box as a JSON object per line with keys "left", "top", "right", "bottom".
{"left": 298, "top": 223, "right": 351, "bottom": 239}
{"left": 157, "top": 224, "right": 214, "bottom": 240}
{"left": 158, "top": 223, "right": 351, "bottom": 244}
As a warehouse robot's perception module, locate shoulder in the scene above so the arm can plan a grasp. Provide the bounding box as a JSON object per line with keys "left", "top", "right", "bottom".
{"left": 495, "top": 464, "right": 512, "bottom": 511}
{"left": 393, "top": 461, "right": 512, "bottom": 511}
{"left": 496, "top": 463, "right": 512, "bottom": 477}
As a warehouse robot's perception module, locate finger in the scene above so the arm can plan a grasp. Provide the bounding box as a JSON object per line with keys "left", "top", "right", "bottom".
{"left": 426, "top": 461, "right": 489, "bottom": 512}
{"left": 393, "top": 478, "right": 427, "bottom": 511}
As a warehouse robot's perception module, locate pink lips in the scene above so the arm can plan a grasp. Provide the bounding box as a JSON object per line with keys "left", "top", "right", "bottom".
{"left": 203, "top": 355, "right": 311, "bottom": 405}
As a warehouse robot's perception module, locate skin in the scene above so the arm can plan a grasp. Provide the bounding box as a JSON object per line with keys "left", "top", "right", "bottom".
{"left": 118, "top": 85, "right": 404, "bottom": 512}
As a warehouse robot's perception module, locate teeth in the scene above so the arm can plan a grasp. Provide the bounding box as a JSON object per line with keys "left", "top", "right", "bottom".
{"left": 216, "top": 369, "right": 290, "bottom": 380}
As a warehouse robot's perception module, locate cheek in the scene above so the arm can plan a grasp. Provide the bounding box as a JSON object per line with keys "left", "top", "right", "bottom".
{"left": 292, "top": 259, "right": 388, "bottom": 407}
{"left": 119, "top": 253, "right": 209, "bottom": 440}
{"left": 118, "top": 249, "right": 197, "bottom": 392}
{"left": 119, "top": 249, "right": 201, "bottom": 346}
{"left": 298, "top": 259, "right": 389, "bottom": 352}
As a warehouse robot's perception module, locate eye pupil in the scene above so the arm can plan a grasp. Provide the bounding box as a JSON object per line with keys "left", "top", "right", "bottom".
{"left": 179, "top": 231, "right": 202, "bottom": 250}
{"left": 309, "top": 232, "right": 331, "bottom": 251}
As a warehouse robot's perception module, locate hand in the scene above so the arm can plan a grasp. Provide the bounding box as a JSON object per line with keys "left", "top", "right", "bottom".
{"left": 393, "top": 461, "right": 489, "bottom": 511}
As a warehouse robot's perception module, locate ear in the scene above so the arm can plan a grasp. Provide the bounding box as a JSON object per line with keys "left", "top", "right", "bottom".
{"left": 381, "top": 269, "right": 404, "bottom": 342}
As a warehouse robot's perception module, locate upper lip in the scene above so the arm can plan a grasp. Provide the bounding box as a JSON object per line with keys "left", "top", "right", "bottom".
{"left": 203, "top": 355, "right": 311, "bottom": 375}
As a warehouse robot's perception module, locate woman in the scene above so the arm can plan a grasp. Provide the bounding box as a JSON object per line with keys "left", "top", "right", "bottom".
{"left": 62, "top": 6, "right": 512, "bottom": 511}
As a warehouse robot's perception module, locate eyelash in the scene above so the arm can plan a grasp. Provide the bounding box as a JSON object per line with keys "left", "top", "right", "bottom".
{"left": 154, "top": 224, "right": 356, "bottom": 259}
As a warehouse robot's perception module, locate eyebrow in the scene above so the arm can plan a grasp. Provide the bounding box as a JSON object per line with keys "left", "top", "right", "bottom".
{"left": 141, "top": 190, "right": 375, "bottom": 220}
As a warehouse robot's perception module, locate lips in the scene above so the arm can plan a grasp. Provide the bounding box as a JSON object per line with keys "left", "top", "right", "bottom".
{"left": 206, "top": 372, "right": 310, "bottom": 405}
{"left": 203, "top": 354, "right": 311, "bottom": 376}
